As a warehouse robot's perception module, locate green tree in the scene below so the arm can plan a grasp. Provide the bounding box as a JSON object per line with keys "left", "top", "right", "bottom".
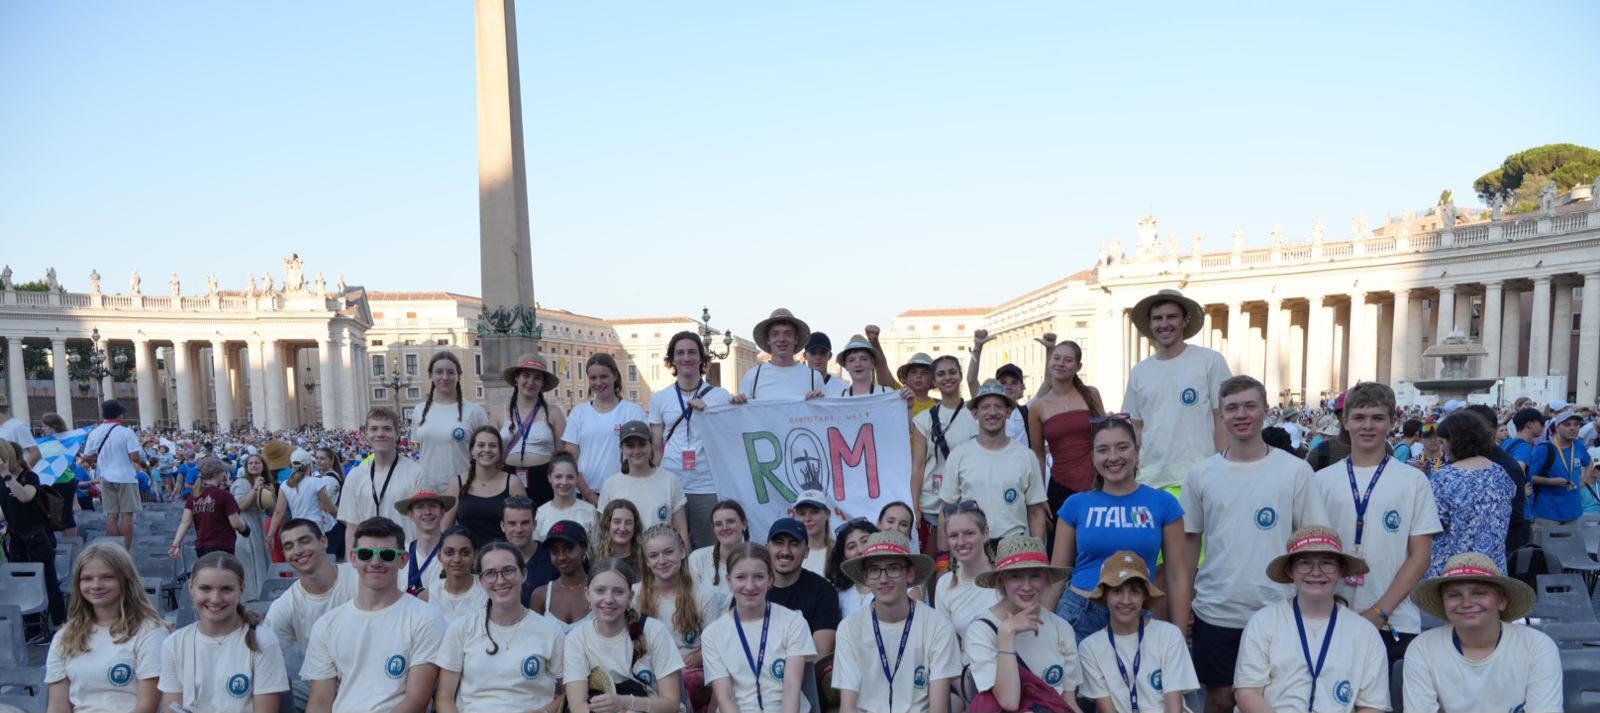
{"left": 1474, "top": 143, "right": 1600, "bottom": 213}
{"left": 13, "top": 279, "right": 67, "bottom": 293}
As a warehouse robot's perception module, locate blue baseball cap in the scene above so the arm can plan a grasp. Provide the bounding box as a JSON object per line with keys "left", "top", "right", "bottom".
{"left": 767, "top": 517, "right": 808, "bottom": 544}
{"left": 805, "top": 332, "right": 832, "bottom": 354}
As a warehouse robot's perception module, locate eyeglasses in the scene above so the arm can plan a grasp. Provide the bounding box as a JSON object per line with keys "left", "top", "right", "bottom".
{"left": 479, "top": 566, "right": 521, "bottom": 582}
{"left": 353, "top": 547, "right": 405, "bottom": 563}
{"left": 941, "top": 500, "right": 981, "bottom": 516}
{"left": 865, "top": 563, "right": 907, "bottom": 580}
{"left": 1291, "top": 558, "right": 1341, "bottom": 573}
{"left": 833, "top": 517, "right": 871, "bottom": 537}
{"left": 1089, "top": 413, "right": 1131, "bottom": 427}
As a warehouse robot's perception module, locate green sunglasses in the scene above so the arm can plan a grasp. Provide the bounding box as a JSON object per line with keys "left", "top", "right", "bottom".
{"left": 353, "top": 547, "right": 405, "bottom": 563}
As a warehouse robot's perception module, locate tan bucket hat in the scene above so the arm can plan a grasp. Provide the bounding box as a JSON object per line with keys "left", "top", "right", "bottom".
{"left": 967, "top": 378, "right": 1018, "bottom": 411}
{"left": 1265, "top": 525, "right": 1370, "bottom": 584}
{"left": 841, "top": 531, "right": 935, "bottom": 588}
{"left": 896, "top": 352, "right": 934, "bottom": 382}
{"left": 752, "top": 308, "right": 811, "bottom": 354}
{"left": 1131, "top": 289, "right": 1205, "bottom": 341}
{"left": 834, "top": 334, "right": 876, "bottom": 367}
{"left": 976, "top": 535, "right": 1071, "bottom": 589}
{"left": 395, "top": 487, "right": 457, "bottom": 515}
{"left": 1088, "top": 550, "right": 1166, "bottom": 605}
{"left": 1411, "top": 552, "right": 1536, "bottom": 622}
{"left": 502, "top": 354, "right": 560, "bottom": 391}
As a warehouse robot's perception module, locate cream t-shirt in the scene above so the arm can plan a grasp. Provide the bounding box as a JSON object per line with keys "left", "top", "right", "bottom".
{"left": 633, "top": 583, "right": 731, "bottom": 659}
{"left": 157, "top": 624, "right": 290, "bottom": 712}
{"left": 1235, "top": 599, "right": 1390, "bottom": 712}
{"left": 337, "top": 456, "right": 426, "bottom": 542}
{"left": 687, "top": 546, "right": 729, "bottom": 593}
{"left": 424, "top": 577, "right": 490, "bottom": 622}
{"left": 1123, "top": 345, "right": 1232, "bottom": 489}
{"left": 263, "top": 563, "right": 359, "bottom": 657}
{"left": 432, "top": 610, "right": 567, "bottom": 713}
{"left": 562, "top": 617, "right": 686, "bottom": 691}
{"left": 1181, "top": 449, "right": 1330, "bottom": 628}
{"left": 535, "top": 498, "right": 599, "bottom": 543}
{"left": 932, "top": 569, "right": 1001, "bottom": 639}
{"left": 1315, "top": 458, "right": 1443, "bottom": 634}
{"left": 1402, "top": 623, "right": 1563, "bottom": 713}
{"left": 832, "top": 602, "right": 963, "bottom": 713}
{"left": 702, "top": 604, "right": 818, "bottom": 713}
{"left": 939, "top": 437, "right": 1046, "bottom": 538}
{"left": 412, "top": 399, "right": 492, "bottom": 491}
{"left": 300, "top": 594, "right": 447, "bottom": 713}
{"left": 1078, "top": 619, "right": 1200, "bottom": 712}
{"left": 912, "top": 402, "right": 979, "bottom": 514}
{"left": 739, "top": 362, "right": 826, "bottom": 401}
{"left": 964, "top": 611, "right": 1081, "bottom": 701}
{"left": 802, "top": 545, "right": 829, "bottom": 577}
{"left": 45, "top": 619, "right": 167, "bottom": 713}
{"left": 598, "top": 469, "right": 687, "bottom": 530}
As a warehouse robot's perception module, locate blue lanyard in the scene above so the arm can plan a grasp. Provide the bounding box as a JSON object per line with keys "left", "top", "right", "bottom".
{"left": 735, "top": 604, "right": 772, "bottom": 710}
{"left": 1109, "top": 618, "right": 1145, "bottom": 712}
{"left": 407, "top": 539, "right": 440, "bottom": 594}
{"left": 675, "top": 380, "right": 704, "bottom": 432}
{"left": 872, "top": 601, "right": 916, "bottom": 712}
{"left": 1346, "top": 456, "right": 1389, "bottom": 548}
{"left": 1293, "top": 597, "right": 1338, "bottom": 711}
{"left": 1451, "top": 624, "right": 1502, "bottom": 655}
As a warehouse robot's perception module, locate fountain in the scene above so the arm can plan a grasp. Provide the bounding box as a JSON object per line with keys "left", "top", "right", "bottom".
{"left": 1412, "top": 332, "right": 1496, "bottom": 403}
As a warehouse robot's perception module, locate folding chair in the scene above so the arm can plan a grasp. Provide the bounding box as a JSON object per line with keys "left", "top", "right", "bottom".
{"left": 1538, "top": 525, "right": 1600, "bottom": 589}
{"left": 1562, "top": 648, "right": 1600, "bottom": 712}
{"left": 0, "top": 665, "right": 45, "bottom": 713}
{"left": 1537, "top": 621, "right": 1600, "bottom": 648}
{"left": 1537, "top": 573, "right": 1595, "bottom": 610}
{"left": 1388, "top": 659, "right": 1404, "bottom": 713}
{"left": 0, "top": 606, "right": 25, "bottom": 668}
{"left": 801, "top": 660, "right": 820, "bottom": 713}
{"left": 0, "top": 564, "right": 48, "bottom": 641}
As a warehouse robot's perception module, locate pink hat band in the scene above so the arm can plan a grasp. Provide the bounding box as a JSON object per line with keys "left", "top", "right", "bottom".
{"left": 1289, "top": 535, "right": 1343, "bottom": 554}
{"left": 860, "top": 541, "right": 911, "bottom": 558}
{"left": 1442, "top": 565, "right": 1498, "bottom": 578}
{"left": 518, "top": 359, "right": 547, "bottom": 370}
{"left": 995, "top": 551, "right": 1049, "bottom": 570}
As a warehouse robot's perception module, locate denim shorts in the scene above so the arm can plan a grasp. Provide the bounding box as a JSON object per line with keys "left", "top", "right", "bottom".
{"left": 1054, "top": 586, "right": 1111, "bottom": 643}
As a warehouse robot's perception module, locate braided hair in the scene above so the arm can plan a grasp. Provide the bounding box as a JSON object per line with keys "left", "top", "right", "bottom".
{"left": 191, "top": 552, "right": 263, "bottom": 652}
{"left": 418, "top": 351, "right": 467, "bottom": 427}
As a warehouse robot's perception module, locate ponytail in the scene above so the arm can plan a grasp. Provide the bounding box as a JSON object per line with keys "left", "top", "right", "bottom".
{"left": 236, "top": 601, "right": 263, "bottom": 653}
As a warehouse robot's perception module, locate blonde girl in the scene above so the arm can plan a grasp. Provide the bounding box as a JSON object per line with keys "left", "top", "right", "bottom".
{"left": 562, "top": 558, "right": 684, "bottom": 713}
{"left": 45, "top": 542, "right": 169, "bottom": 713}
{"left": 636, "top": 525, "right": 728, "bottom": 710}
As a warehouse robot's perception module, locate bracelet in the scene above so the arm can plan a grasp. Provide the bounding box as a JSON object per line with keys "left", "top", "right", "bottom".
{"left": 1376, "top": 606, "right": 1391, "bottom": 620}
{"left": 997, "top": 650, "right": 1016, "bottom": 655}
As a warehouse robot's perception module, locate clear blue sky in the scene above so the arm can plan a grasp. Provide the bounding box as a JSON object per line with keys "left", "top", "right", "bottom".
{"left": 4, "top": 2, "right": 1597, "bottom": 342}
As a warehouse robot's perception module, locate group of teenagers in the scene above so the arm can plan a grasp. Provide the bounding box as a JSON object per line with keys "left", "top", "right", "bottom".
{"left": 29, "top": 290, "right": 1575, "bottom": 712}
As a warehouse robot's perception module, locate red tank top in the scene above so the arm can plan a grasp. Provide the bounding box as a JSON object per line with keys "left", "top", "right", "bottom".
{"left": 1042, "top": 409, "right": 1094, "bottom": 492}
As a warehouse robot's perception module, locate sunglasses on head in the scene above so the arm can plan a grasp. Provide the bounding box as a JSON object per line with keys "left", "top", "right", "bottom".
{"left": 833, "top": 517, "right": 871, "bottom": 537}
{"left": 1089, "top": 413, "right": 1132, "bottom": 427}
{"left": 354, "top": 547, "right": 405, "bottom": 563}
{"left": 941, "top": 500, "right": 981, "bottom": 516}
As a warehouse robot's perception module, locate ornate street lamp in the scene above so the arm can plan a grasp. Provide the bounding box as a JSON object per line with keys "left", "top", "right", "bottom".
{"left": 67, "top": 327, "right": 126, "bottom": 401}
{"left": 698, "top": 306, "right": 735, "bottom": 361}
{"left": 379, "top": 356, "right": 410, "bottom": 419}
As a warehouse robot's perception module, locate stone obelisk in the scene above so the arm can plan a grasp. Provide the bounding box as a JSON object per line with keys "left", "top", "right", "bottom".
{"left": 476, "top": 0, "right": 540, "bottom": 408}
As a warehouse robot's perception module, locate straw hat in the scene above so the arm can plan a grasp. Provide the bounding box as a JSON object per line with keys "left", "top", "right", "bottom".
{"left": 834, "top": 334, "right": 876, "bottom": 367}
{"left": 395, "top": 488, "right": 457, "bottom": 515}
{"left": 1315, "top": 413, "right": 1342, "bottom": 437}
{"left": 587, "top": 667, "right": 616, "bottom": 698}
{"left": 1088, "top": 550, "right": 1166, "bottom": 604}
{"left": 840, "top": 531, "right": 936, "bottom": 587}
{"left": 502, "top": 354, "right": 560, "bottom": 391}
{"left": 967, "top": 378, "right": 1017, "bottom": 411}
{"left": 752, "top": 308, "right": 811, "bottom": 354}
{"left": 1411, "top": 552, "right": 1535, "bottom": 622}
{"left": 896, "top": 352, "right": 934, "bottom": 382}
{"left": 1265, "top": 526, "right": 1370, "bottom": 584}
{"left": 975, "top": 535, "right": 1071, "bottom": 589}
{"left": 263, "top": 441, "right": 293, "bottom": 471}
{"left": 1130, "top": 289, "right": 1205, "bottom": 341}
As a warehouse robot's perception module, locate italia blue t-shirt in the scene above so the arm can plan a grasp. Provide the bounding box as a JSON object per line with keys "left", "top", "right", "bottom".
{"left": 1529, "top": 441, "right": 1592, "bottom": 523}
{"left": 1058, "top": 484, "right": 1185, "bottom": 591}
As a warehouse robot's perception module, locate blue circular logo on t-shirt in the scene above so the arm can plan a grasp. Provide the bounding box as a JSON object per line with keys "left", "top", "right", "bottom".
{"left": 1335, "top": 680, "right": 1353, "bottom": 705}
{"left": 1004, "top": 488, "right": 1019, "bottom": 504}
{"left": 522, "top": 656, "right": 542, "bottom": 679}
{"left": 1255, "top": 507, "right": 1278, "bottom": 529}
{"left": 386, "top": 654, "right": 408, "bottom": 679}
{"left": 451, "top": 427, "right": 466, "bottom": 441}
{"left": 1384, "top": 509, "right": 1401, "bottom": 532}
{"left": 107, "top": 663, "right": 133, "bottom": 687}
{"left": 1044, "top": 664, "right": 1064, "bottom": 685}
{"left": 683, "top": 628, "right": 699, "bottom": 645}
{"left": 1150, "top": 669, "right": 1164, "bottom": 692}
{"left": 772, "top": 659, "right": 787, "bottom": 680}
{"left": 227, "top": 673, "right": 251, "bottom": 698}
{"left": 1181, "top": 388, "right": 1199, "bottom": 406}
{"left": 913, "top": 665, "right": 928, "bottom": 689}
{"left": 637, "top": 669, "right": 656, "bottom": 687}
{"left": 658, "top": 505, "right": 670, "bottom": 522}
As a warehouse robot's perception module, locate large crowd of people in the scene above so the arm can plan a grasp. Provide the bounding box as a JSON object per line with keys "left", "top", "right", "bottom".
{"left": 1, "top": 291, "right": 1597, "bottom": 712}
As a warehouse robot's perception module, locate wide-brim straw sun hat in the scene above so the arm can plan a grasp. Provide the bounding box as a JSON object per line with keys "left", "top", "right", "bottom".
{"left": 1412, "top": 552, "right": 1536, "bottom": 622}
{"left": 896, "top": 352, "right": 934, "bottom": 382}
{"left": 752, "top": 308, "right": 811, "bottom": 354}
{"left": 1265, "top": 525, "right": 1370, "bottom": 584}
{"left": 394, "top": 488, "right": 457, "bottom": 515}
{"left": 834, "top": 334, "right": 876, "bottom": 367}
{"left": 967, "top": 378, "right": 1018, "bottom": 411}
{"left": 975, "top": 535, "right": 1071, "bottom": 589}
{"left": 1088, "top": 550, "right": 1166, "bottom": 605}
{"left": 1130, "top": 289, "right": 1205, "bottom": 341}
{"left": 502, "top": 353, "right": 560, "bottom": 391}
{"left": 840, "top": 531, "right": 936, "bottom": 588}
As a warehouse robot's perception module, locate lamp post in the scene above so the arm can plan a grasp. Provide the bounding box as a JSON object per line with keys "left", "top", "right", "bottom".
{"left": 68, "top": 327, "right": 126, "bottom": 402}
{"left": 379, "top": 356, "right": 410, "bottom": 421}
{"left": 698, "top": 306, "right": 735, "bottom": 361}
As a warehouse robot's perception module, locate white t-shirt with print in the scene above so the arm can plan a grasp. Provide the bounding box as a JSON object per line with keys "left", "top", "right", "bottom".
{"left": 562, "top": 399, "right": 646, "bottom": 493}
{"left": 647, "top": 382, "right": 733, "bottom": 495}
{"left": 433, "top": 610, "right": 567, "bottom": 713}
{"left": 86, "top": 422, "right": 143, "bottom": 484}
{"left": 424, "top": 577, "right": 489, "bottom": 622}
{"left": 687, "top": 546, "right": 729, "bottom": 593}
{"left": 300, "top": 594, "right": 447, "bottom": 713}
{"left": 1182, "top": 449, "right": 1330, "bottom": 628}
{"left": 1235, "top": 599, "right": 1390, "bottom": 713}
{"left": 832, "top": 602, "right": 963, "bottom": 713}
{"left": 1123, "top": 345, "right": 1232, "bottom": 489}
{"left": 336, "top": 456, "right": 426, "bottom": 542}
{"left": 739, "top": 362, "right": 825, "bottom": 401}
{"left": 933, "top": 570, "right": 1001, "bottom": 639}
{"left": 633, "top": 583, "right": 730, "bottom": 659}
{"left": 562, "top": 616, "right": 686, "bottom": 692}
{"left": 535, "top": 498, "right": 599, "bottom": 543}
{"left": 831, "top": 381, "right": 896, "bottom": 398}
{"left": 1402, "top": 623, "right": 1563, "bottom": 713}
{"left": 45, "top": 619, "right": 167, "bottom": 713}
{"left": 263, "top": 563, "right": 359, "bottom": 656}
{"left": 598, "top": 469, "right": 687, "bottom": 530}
{"left": 702, "top": 603, "right": 818, "bottom": 713}
{"left": 157, "top": 624, "right": 290, "bottom": 712}
{"left": 912, "top": 402, "right": 979, "bottom": 514}
{"left": 939, "top": 437, "right": 1046, "bottom": 538}
{"left": 413, "top": 399, "right": 492, "bottom": 491}
{"left": 964, "top": 611, "right": 1082, "bottom": 701}
{"left": 1079, "top": 619, "right": 1200, "bottom": 712}
{"left": 1315, "top": 458, "right": 1443, "bottom": 634}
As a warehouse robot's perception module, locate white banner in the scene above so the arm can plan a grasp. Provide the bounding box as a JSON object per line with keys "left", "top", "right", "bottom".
{"left": 699, "top": 392, "right": 912, "bottom": 540}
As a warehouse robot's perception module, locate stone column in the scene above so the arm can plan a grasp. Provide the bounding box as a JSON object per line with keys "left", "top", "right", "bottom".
{"left": 1434, "top": 286, "right": 1456, "bottom": 378}
{"left": 1576, "top": 272, "right": 1600, "bottom": 407}
{"left": 1500, "top": 287, "right": 1523, "bottom": 377}
{"left": 345, "top": 329, "right": 364, "bottom": 428}
{"left": 1481, "top": 283, "right": 1503, "bottom": 378}
{"left": 1454, "top": 290, "right": 1473, "bottom": 335}
{"left": 1305, "top": 297, "right": 1332, "bottom": 404}
{"left": 262, "top": 340, "right": 287, "bottom": 431}
{"left": 1226, "top": 302, "right": 1246, "bottom": 373}
{"left": 134, "top": 339, "right": 158, "bottom": 428}
{"left": 319, "top": 337, "right": 341, "bottom": 429}
{"left": 1551, "top": 283, "right": 1573, "bottom": 377}
{"left": 1406, "top": 294, "right": 1426, "bottom": 382}
{"left": 1264, "top": 298, "right": 1284, "bottom": 404}
{"left": 5, "top": 337, "right": 28, "bottom": 426}
{"left": 1347, "top": 292, "right": 1372, "bottom": 385}
{"left": 172, "top": 341, "right": 197, "bottom": 430}
{"left": 50, "top": 338, "right": 72, "bottom": 423}
{"left": 246, "top": 341, "right": 266, "bottom": 430}
{"left": 1390, "top": 290, "right": 1411, "bottom": 383}
{"left": 1529, "top": 277, "right": 1552, "bottom": 377}
{"left": 211, "top": 342, "right": 235, "bottom": 431}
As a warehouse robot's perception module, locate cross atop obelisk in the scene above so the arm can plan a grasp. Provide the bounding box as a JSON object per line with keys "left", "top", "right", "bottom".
{"left": 475, "top": 0, "right": 541, "bottom": 407}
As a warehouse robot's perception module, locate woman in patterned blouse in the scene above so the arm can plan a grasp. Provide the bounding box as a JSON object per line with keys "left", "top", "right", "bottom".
{"left": 1427, "top": 412, "right": 1514, "bottom": 577}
